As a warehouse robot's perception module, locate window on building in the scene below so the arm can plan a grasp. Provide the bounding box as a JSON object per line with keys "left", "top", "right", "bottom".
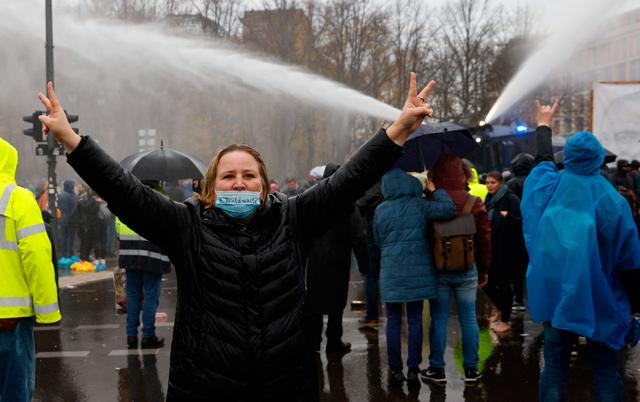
{"left": 599, "top": 44, "right": 610, "bottom": 64}
{"left": 615, "top": 63, "right": 627, "bottom": 80}
{"left": 634, "top": 60, "right": 640, "bottom": 80}
{"left": 598, "top": 66, "right": 612, "bottom": 81}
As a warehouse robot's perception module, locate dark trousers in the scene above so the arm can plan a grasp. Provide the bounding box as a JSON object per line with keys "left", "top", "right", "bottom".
{"left": 485, "top": 267, "right": 513, "bottom": 322}
{"left": 58, "top": 223, "right": 75, "bottom": 258}
{"left": 365, "top": 242, "right": 380, "bottom": 321}
{"left": 539, "top": 322, "right": 623, "bottom": 402}
{"left": 126, "top": 270, "right": 162, "bottom": 337}
{"left": 78, "top": 225, "right": 96, "bottom": 261}
{"left": 512, "top": 260, "right": 527, "bottom": 305}
{"left": 386, "top": 301, "right": 423, "bottom": 370}
{"left": 310, "top": 309, "right": 344, "bottom": 349}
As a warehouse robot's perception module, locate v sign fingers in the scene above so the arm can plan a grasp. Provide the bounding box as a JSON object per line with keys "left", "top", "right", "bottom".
{"left": 37, "top": 82, "right": 81, "bottom": 153}
{"left": 386, "top": 73, "right": 436, "bottom": 146}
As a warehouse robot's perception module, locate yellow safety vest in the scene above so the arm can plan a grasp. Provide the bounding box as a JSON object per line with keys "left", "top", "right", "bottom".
{"left": 0, "top": 138, "right": 61, "bottom": 324}
{"left": 468, "top": 168, "right": 488, "bottom": 202}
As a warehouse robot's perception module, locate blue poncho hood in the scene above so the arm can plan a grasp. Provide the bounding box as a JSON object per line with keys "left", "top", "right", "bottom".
{"left": 522, "top": 131, "right": 640, "bottom": 349}
{"left": 563, "top": 131, "right": 604, "bottom": 176}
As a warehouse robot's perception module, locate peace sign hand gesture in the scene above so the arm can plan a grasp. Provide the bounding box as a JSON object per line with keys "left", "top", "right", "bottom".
{"left": 387, "top": 72, "right": 436, "bottom": 146}
{"left": 37, "top": 82, "right": 81, "bottom": 153}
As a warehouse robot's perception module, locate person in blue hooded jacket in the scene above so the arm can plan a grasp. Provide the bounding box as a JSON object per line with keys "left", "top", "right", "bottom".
{"left": 57, "top": 179, "right": 77, "bottom": 258}
{"left": 522, "top": 99, "right": 640, "bottom": 402}
{"left": 373, "top": 168, "right": 455, "bottom": 386}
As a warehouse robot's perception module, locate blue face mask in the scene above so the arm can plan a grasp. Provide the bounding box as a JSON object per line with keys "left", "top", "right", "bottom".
{"left": 215, "top": 191, "right": 261, "bottom": 220}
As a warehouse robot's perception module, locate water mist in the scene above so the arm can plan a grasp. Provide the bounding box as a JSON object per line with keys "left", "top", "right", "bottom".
{"left": 0, "top": 1, "right": 400, "bottom": 183}
{"left": 485, "top": 0, "right": 624, "bottom": 123}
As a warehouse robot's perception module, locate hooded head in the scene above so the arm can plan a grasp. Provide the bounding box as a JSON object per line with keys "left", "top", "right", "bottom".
{"left": 563, "top": 131, "right": 604, "bottom": 176}
{"left": 381, "top": 168, "right": 422, "bottom": 200}
{"left": 323, "top": 163, "right": 340, "bottom": 179}
{"left": 617, "top": 159, "right": 630, "bottom": 173}
{"left": 63, "top": 180, "right": 76, "bottom": 193}
{"left": 511, "top": 153, "right": 534, "bottom": 177}
{"left": 0, "top": 138, "right": 18, "bottom": 185}
{"left": 432, "top": 154, "right": 467, "bottom": 191}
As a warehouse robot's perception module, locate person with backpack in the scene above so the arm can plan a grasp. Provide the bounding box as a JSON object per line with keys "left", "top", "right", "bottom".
{"left": 373, "top": 168, "right": 455, "bottom": 386}
{"left": 483, "top": 171, "right": 523, "bottom": 333}
{"left": 421, "top": 154, "right": 491, "bottom": 385}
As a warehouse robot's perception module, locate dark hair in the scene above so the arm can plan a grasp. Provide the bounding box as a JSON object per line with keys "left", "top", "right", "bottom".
{"left": 486, "top": 171, "right": 503, "bottom": 182}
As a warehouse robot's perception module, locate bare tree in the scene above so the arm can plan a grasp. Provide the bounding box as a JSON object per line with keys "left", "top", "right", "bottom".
{"left": 80, "top": 0, "right": 163, "bottom": 21}
{"left": 438, "top": 0, "right": 500, "bottom": 123}
{"left": 388, "top": 0, "right": 435, "bottom": 107}
{"left": 188, "top": 0, "right": 241, "bottom": 38}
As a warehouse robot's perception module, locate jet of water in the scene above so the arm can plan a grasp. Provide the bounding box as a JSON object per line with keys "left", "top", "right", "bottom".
{"left": 1, "top": 1, "right": 400, "bottom": 122}
{"left": 485, "top": 0, "right": 623, "bottom": 123}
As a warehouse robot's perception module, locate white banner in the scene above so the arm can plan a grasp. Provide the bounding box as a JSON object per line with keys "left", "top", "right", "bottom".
{"left": 592, "top": 82, "right": 640, "bottom": 161}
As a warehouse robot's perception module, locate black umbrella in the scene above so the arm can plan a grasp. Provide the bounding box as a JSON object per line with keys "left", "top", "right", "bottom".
{"left": 393, "top": 122, "right": 478, "bottom": 172}
{"left": 554, "top": 148, "right": 617, "bottom": 167}
{"left": 120, "top": 142, "right": 208, "bottom": 181}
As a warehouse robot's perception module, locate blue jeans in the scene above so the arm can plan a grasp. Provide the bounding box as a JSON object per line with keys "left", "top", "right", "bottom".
{"left": 539, "top": 322, "right": 623, "bottom": 402}
{"left": 365, "top": 242, "right": 380, "bottom": 321}
{"left": 429, "top": 269, "right": 479, "bottom": 369}
{"left": 126, "top": 270, "right": 162, "bottom": 337}
{"left": 0, "top": 317, "right": 35, "bottom": 402}
{"left": 386, "top": 301, "right": 423, "bottom": 370}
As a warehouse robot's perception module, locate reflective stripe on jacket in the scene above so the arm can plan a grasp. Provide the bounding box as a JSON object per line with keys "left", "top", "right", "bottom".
{"left": 0, "top": 138, "right": 61, "bottom": 324}
{"left": 116, "top": 217, "right": 170, "bottom": 274}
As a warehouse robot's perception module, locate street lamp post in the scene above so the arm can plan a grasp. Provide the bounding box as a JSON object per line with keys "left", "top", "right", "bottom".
{"left": 45, "top": 0, "right": 58, "bottom": 222}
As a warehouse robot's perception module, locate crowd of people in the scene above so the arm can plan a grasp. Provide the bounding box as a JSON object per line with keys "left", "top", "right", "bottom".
{"left": 1, "top": 73, "right": 639, "bottom": 402}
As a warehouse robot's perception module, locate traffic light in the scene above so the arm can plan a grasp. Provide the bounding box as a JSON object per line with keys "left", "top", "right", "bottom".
{"left": 23, "top": 111, "right": 46, "bottom": 142}
{"left": 66, "top": 112, "right": 79, "bottom": 134}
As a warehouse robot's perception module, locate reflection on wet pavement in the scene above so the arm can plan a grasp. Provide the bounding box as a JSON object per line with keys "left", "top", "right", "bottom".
{"left": 32, "top": 270, "right": 640, "bottom": 401}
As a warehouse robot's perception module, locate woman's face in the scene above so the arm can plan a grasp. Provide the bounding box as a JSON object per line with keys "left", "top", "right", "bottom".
{"left": 486, "top": 177, "right": 502, "bottom": 194}
{"left": 215, "top": 151, "right": 263, "bottom": 193}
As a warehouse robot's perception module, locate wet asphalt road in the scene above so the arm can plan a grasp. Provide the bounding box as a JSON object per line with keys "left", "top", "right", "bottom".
{"left": 33, "top": 269, "right": 640, "bottom": 402}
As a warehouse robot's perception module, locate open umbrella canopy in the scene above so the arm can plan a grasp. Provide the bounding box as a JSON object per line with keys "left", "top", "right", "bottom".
{"left": 120, "top": 145, "right": 208, "bottom": 181}
{"left": 393, "top": 122, "right": 478, "bottom": 172}
{"left": 554, "top": 148, "right": 617, "bottom": 167}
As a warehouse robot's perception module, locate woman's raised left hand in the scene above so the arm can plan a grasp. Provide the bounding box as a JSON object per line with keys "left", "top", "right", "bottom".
{"left": 386, "top": 73, "right": 435, "bottom": 146}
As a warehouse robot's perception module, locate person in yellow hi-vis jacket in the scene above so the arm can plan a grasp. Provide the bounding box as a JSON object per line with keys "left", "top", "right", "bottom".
{"left": 0, "top": 137, "right": 61, "bottom": 402}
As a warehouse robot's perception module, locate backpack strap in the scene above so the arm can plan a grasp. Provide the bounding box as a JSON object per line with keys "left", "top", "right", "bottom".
{"left": 462, "top": 195, "right": 478, "bottom": 215}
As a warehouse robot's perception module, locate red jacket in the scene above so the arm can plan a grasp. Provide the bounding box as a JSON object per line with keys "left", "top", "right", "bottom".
{"left": 432, "top": 155, "right": 492, "bottom": 275}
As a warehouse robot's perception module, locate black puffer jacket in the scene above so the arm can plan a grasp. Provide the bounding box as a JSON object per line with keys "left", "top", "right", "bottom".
{"left": 306, "top": 163, "right": 369, "bottom": 314}
{"left": 67, "top": 130, "right": 402, "bottom": 401}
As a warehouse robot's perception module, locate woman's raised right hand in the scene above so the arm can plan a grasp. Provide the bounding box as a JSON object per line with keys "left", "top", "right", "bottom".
{"left": 37, "top": 82, "right": 81, "bottom": 153}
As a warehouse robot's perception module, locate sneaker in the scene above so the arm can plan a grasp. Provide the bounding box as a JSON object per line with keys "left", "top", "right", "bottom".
{"left": 419, "top": 367, "right": 446, "bottom": 385}
{"left": 492, "top": 321, "right": 511, "bottom": 334}
{"left": 141, "top": 335, "right": 165, "bottom": 349}
{"left": 127, "top": 336, "right": 138, "bottom": 349}
{"left": 407, "top": 368, "right": 420, "bottom": 385}
{"left": 388, "top": 368, "right": 406, "bottom": 386}
{"left": 512, "top": 302, "right": 526, "bottom": 311}
{"left": 326, "top": 341, "right": 351, "bottom": 354}
{"left": 464, "top": 368, "right": 482, "bottom": 383}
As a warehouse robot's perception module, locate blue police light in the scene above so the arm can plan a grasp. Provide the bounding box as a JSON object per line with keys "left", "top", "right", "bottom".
{"left": 515, "top": 124, "right": 528, "bottom": 134}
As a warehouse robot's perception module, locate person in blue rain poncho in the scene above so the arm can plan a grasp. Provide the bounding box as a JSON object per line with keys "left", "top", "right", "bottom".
{"left": 522, "top": 99, "right": 640, "bottom": 402}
